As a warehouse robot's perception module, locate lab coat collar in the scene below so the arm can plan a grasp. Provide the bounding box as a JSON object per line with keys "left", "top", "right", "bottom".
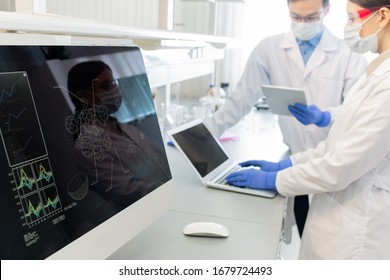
{"left": 281, "top": 32, "right": 305, "bottom": 71}
{"left": 317, "top": 28, "right": 339, "bottom": 52}
{"left": 366, "top": 48, "right": 390, "bottom": 77}
{"left": 280, "top": 27, "right": 338, "bottom": 74}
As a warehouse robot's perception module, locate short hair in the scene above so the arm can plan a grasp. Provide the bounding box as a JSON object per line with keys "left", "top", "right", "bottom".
{"left": 349, "top": 0, "right": 390, "bottom": 8}
{"left": 287, "top": 0, "right": 330, "bottom": 8}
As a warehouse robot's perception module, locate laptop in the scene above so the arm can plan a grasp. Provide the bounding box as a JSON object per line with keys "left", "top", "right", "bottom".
{"left": 167, "top": 119, "right": 277, "bottom": 198}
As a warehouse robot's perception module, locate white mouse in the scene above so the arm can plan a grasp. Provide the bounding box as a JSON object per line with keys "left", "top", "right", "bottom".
{"left": 183, "top": 222, "right": 229, "bottom": 238}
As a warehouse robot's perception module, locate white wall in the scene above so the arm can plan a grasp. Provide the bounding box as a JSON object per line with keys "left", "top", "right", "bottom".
{"left": 214, "top": 0, "right": 246, "bottom": 88}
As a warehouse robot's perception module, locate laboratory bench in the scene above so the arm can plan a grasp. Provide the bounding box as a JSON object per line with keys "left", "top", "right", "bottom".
{"left": 108, "top": 109, "right": 289, "bottom": 260}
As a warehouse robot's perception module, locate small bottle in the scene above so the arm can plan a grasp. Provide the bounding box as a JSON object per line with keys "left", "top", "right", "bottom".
{"left": 206, "top": 84, "right": 219, "bottom": 112}
{"left": 207, "top": 84, "right": 217, "bottom": 98}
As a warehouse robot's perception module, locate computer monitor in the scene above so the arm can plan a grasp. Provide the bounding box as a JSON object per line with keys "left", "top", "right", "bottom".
{"left": 0, "top": 45, "right": 174, "bottom": 259}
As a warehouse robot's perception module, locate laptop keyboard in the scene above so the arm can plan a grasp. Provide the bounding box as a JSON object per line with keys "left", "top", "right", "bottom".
{"left": 209, "top": 166, "right": 276, "bottom": 198}
{"left": 215, "top": 165, "right": 243, "bottom": 185}
{"left": 216, "top": 177, "right": 232, "bottom": 185}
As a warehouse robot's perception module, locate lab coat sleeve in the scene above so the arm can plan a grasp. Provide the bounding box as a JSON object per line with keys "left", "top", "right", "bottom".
{"left": 289, "top": 140, "right": 327, "bottom": 165}
{"left": 276, "top": 84, "right": 390, "bottom": 196}
{"left": 205, "top": 42, "right": 270, "bottom": 137}
{"left": 327, "top": 52, "right": 367, "bottom": 122}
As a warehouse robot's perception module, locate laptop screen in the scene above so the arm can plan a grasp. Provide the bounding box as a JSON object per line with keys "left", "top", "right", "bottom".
{"left": 171, "top": 123, "right": 229, "bottom": 177}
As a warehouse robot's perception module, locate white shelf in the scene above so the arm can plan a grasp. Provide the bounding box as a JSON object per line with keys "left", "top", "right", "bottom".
{"left": 0, "top": 11, "right": 241, "bottom": 49}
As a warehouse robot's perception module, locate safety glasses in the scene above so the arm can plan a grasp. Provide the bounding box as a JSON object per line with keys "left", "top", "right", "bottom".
{"left": 290, "top": 10, "right": 324, "bottom": 23}
{"left": 347, "top": 6, "right": 390, "bottom": 25}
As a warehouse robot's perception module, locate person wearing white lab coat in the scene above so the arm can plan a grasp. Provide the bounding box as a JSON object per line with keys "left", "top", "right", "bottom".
{"left": 226, "top": 0, "right": 390, "bottom": 259}
{"left": 206, "top": 0, "right": 367, "bottom": 239}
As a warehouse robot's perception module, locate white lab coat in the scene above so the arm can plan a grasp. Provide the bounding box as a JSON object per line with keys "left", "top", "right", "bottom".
{"left": 206, "top": 28, "right": 367, "bottom": 243}
{"left": 277, "top": 53, "right": 390, "bottom": 259}
{"left": 206, "top": 28, "right": 366, "bottom": 154}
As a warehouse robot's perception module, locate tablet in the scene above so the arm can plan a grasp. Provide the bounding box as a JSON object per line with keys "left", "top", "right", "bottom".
{"left": 261, "top": 85, "right": 307, "bottom": 116}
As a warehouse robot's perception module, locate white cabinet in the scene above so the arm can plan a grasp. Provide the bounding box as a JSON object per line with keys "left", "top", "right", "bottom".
{"left": 0, "top": 0, "right": 14, "bottom": 11}
{"left": 172, "top": 0, "right": 216, "bottom": 34}
{"left": 46, "top": 0, "right": 160, "bottom": 30}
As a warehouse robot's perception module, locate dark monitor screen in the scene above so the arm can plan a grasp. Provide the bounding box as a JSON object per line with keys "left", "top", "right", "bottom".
{"left": 0, "top": 46, "right": 172, "bottom": 259}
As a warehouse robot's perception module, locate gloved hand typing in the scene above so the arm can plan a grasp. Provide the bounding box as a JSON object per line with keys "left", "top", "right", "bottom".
{"left": 239, "top": 158, "right": 292, "bottom": 172}
{"left": 226, "top": 169, "right": 277, "bottom": 191}
{"left": 288, "top": 103, "right": 331, "bottom": 127}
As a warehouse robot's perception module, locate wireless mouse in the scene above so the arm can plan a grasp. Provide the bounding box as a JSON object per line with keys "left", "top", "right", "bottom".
{"left": 183, "top": 222, "right": 229, "bottom": 238}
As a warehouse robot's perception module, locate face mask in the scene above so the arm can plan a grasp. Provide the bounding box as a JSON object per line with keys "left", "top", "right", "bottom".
{"left": 344, "top": 11, "right": 381, "bottom": 53}
{"left": 291, "top": 20, "right": 324, "bottom": 40}
{"left": 98, "top": 89, "right": 122, "bottom": 114}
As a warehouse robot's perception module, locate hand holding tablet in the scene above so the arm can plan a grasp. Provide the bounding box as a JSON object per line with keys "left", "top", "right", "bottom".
{"left": 261, "top": 85, "right": 307, "bottom": 116}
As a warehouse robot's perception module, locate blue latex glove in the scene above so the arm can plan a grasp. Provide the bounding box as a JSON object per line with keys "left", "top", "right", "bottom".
{"left": 239, "top": 158, "right": 292, "bottom": 172}
{"left": 288, "top": 103, "right": 331, "bottom": 127}
{"left": 226, "top": 169, "right": 277, "bottom": 191}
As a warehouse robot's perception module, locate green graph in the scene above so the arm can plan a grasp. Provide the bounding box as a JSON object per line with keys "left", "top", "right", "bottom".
{"left": 17, "top": 164, "right": 53, "bottom": 191}
{"left": 24, "top": 195, "right": 60, "bottom": 218}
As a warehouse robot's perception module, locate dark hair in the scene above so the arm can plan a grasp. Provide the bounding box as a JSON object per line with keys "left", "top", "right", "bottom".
{"left": 287, "top": 0, "right": 330, "bottom": 7}
{"left": 349, "top": 0, "right": 390, "bottom": 8}
{"left": 67, "top": 60, "right": 111, "bottom": 111}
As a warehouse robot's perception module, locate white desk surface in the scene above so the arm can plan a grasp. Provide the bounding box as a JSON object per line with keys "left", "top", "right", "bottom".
{"left": 109, "top": 109, "right": 289, "bottom": 260}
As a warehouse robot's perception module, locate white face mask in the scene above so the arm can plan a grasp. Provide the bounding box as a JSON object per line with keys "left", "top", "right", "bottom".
{"left": 291, "top": 20, "right": 324, "bottom": 40}
{"left": 344, "top": 11, "right": 381, "bottom": 53}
